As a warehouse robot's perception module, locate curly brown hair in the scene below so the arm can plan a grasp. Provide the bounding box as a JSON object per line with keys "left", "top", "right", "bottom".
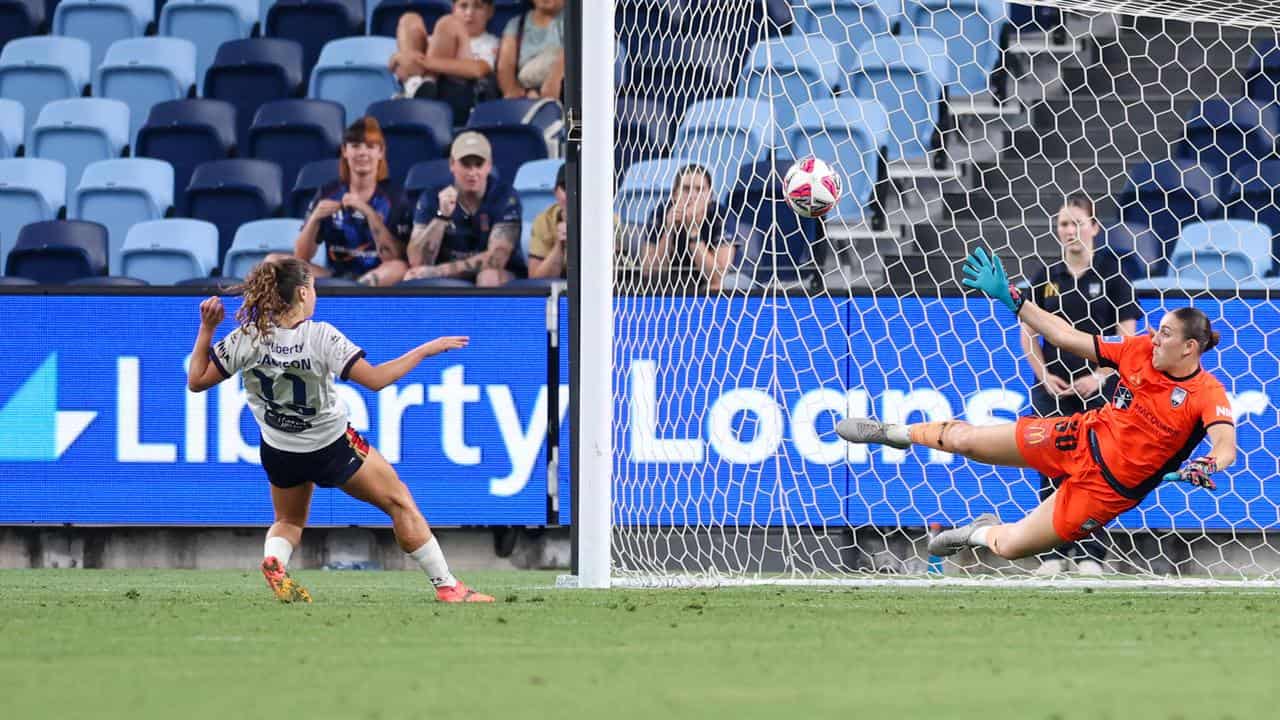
{"left": 233, "top": 257, "right": 312, "bottom": 339}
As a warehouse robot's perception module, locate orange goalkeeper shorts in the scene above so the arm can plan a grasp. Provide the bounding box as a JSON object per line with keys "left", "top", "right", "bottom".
{"left": 1015, "top": 415, "right": 1141, "bottom": 542}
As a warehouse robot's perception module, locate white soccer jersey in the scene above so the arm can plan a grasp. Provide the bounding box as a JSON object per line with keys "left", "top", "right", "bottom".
{"left": 210, "top": 320, "right": 365, "bottom": 453}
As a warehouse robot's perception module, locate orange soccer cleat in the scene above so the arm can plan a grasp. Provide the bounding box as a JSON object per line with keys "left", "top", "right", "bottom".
{"left": 260, "top": 557, "right": 312, "bottom": 603}
{"left": 435, "top": 580, "right": 494, "bottom": 603}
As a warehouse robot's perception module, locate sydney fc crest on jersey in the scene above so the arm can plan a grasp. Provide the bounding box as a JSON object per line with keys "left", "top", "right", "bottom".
{"left": 1170, "top": 387, "right": 1187, "bottom": 408}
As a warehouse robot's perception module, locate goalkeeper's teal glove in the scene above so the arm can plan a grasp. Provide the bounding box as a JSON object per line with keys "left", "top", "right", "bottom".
{"left": 1162, "top": 456, "right": 1218, "bottom": 491}
{"left": 961, "top": 248, "right": 1026, "bottom": 316}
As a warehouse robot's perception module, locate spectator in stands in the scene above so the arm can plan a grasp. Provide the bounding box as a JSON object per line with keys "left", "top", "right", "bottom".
{"left": 290, "top": 117, "right": 412, "bottom": 287}
{"left": 389, "top": 0, "right": 501, "bottom": 124}
{"left": 528, "top": 164, "right": 568, "bottom": 279}
{"left": 640, "top": 164, "right": 736, "bottom": 292}
{"left": 497, "top": 0, "right": 565, "bottom": 100}
{"left": 404, "top": 132, "right": 524, "bottom": 285}
{"left": 1021, "top": 194, "right": 1142, "bottom": 576}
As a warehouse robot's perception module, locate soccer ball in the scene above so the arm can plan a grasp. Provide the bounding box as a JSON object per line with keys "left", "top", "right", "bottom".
{"left": 783, "top": 157, "right": 842, "bottom": 218}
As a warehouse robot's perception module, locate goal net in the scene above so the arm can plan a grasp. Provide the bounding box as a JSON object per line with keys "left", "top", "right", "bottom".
{"left": 585, "top": 0, "right": 1280, "bottom": 584}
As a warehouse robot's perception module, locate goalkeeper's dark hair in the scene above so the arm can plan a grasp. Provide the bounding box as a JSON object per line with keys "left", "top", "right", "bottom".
{"left": 1170, "top": 306, "right": 1220, "bottom": 353}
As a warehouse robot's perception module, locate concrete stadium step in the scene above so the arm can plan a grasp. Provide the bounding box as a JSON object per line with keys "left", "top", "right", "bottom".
{"left": 944, "top": 190, "right": 1120, "bottom": 224}
{"left": 882, "top": 250, "right": 1061, "bottom": 290}
{"left": 1106, "top": 27, "right": 1263, "bottom": 71}
{"left": 1008, "top": 126, "right": 1181, "bottom": 163}
{"left": 909, "top": 219, "right": 1060, "bottom": 258}
{"left": 967, "top": 159, "right": 1132, "bottom": 198}
{"left": 1059, "top": 57, "right": 1246, "bottom": 99}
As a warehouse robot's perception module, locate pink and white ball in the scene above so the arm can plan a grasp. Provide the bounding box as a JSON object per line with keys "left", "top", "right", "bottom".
{"left": 783, "top": 157, "right": 842, "bottom": 218}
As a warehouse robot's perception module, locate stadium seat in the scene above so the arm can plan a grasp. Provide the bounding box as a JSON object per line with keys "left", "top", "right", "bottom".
{"left": 1226, "top": 159, "right": 1280, "bottom": 275}
{"left": 30, "top": 98, "right": 131, "bottom": 197}
{"left": 792, "top": 0, "right": 898, "bottom": 69}
{"left": 846, "top": 35, "right": 953, "bottom": 162}
{"left": 0, "top": 0, "right": 45, "bottom": 57}
{"left": 184, "top": 158, "right": 282, "bottom": 262}
{"left": 308, "top": 37, "right": 400, "bottom": 129}
{"left": 367, "top": 0, "right": 449, "bottom": 37}
{"left": 53, "top": 0, "right": 154, "bottom": 69}
{"left": 0, "top": 37, "right": 92, "bottom": 140}
{"left": 366, "top": 99, "right": 452, "bottom": 188}
{"left": 71, "top": 158, "right": 174, "bottom": 273}
{"left": 1118, "top": 159, "right": 1221, "bottom": 277}
{"left": 248, "top": 99, "right": 344, "bottom": 203}
{"left": 96, "top": 38, "right": 198, "bottom": 147}
{"left": 6, "top": 219, "right": 108, "bottom": 283}
{"left": 314, "top": 275, "right": 361, "bottom": 287}
{"left": 1245, "top": 44, "right": 1280, "bottom": 105}
{"left": 67, "top": 274, "right": 149, "bottom": 285}
{"left": 0, "top": 99, "right": 23, "bottom": 158}
{"left": 671, "top": 98, "right": 779, "bottom": 204}
{"left": 135, "top": 99, "right": 236, "bottom": 213}
{"left": 615, "top": 96, "right": 674, "bottom": 179}
{"left": 620, "top": 36, "right": 740, "bottom": 119}
{"left": 203, "top": 38, "right": 306, "bottom": 151}
{"left": 264, "top": 0, "right": 364, "bottom": 79}
{"left": 0, "top": 276, "right": 38, "bottom": 285}
{"left": 513, "top": 158, "right": 563, "bottom": 260}
{"left": 158, "top": 0, "right": 257, "bottom": 88}
{"left": 119, "top": 217, "right": 219, "bottom": 283}
{"left": 723, "top": 157, "right": 819, "bottom": 289}
{"left": 289, "top": 158, "right": 339, "bottom": 218}
{"left": 465, "top": 98, "right": 563, "bottom": 186}
{"left": 173, "top": 275, "right": 240, "bottom": 288}
{"left": 615, "top": 157, "right": 692, "bottom": 228}
{"left": 1104, "top": 222, "right": 1163, "bottom": 280}
{"left": 785, "top": 98, "right": 890, "bottom": 222}
{"left": 736, "top": 36, "right": 841, "bottom": 131}
{"left": 223, "top": 217, "right": 302, "bottom": 278}
{"left": 0, "top": 158, "right": 65, "bottom": 275}
{"left": 1179, "top": 98, "right": 1280, "bottom": 176}
{"left": 907, "top": 0, "right": 1007, "bottom": 95}
{"left": 1133, "top": 220, "right": 1273, "bottom": 290}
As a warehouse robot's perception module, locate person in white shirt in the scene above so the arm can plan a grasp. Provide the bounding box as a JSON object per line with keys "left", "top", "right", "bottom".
{"left": 187, "top": 256, "right": 494, "bottom": 603}
{"left": 390, "top": 0, "right": 500, "bottom": 123}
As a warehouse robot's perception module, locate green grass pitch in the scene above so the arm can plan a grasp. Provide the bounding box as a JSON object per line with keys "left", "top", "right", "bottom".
{"left": 1, "top": 569, "right": 1276, "bottom": 719}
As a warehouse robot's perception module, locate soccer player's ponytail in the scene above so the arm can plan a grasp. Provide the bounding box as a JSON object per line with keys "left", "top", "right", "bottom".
{"left": 234, "top": 257, "right": 312, "bottom": 339}
{"left": 1170, "top": 307, "right": 1220, "bottom": 353}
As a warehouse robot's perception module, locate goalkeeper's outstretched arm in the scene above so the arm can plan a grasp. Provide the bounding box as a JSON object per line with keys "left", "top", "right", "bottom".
{"left": 1016, "top": 300, "right": 1099, "bottom": 365}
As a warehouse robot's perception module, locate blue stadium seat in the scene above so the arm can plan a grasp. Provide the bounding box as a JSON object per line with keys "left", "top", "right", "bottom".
{"left": 615, "top": 96, "right": 673, "bottom": 178}
{"left": 223, "top": 217, "right": 302, "bottom": 278}
{"left": 617, "top": 36, "right": 738, "bottom": 120}
{"left": 135, "top": 98, "right": 236, "bottom": 212}
{"left": 30, "top": 98, "right": 130, "bottom": 197}
{"left": 1119, "top": 159, "right": 1221, "bottom": 277}
{"left": 671, "top": 98, "right": 779, "bottom": 205}
{"left": 0, "top": 276, "right": 39, "bottom": 285}
{"left": 366, "top": 98, "right": 452, "bottom": 188}
{"left": 159, "top": 0, "right": 257, "bottom": 92}
{"left": 465, "top": 109, "right": 559, "bottom": 189}
{"left": 0, "top": 99, "right": 23, "bottom": 158}
{"left": 785, "top": 98, "right": 890, "bottom": 222}
{"left": 0, "top": 37, "right": 92, "bottom": 140}
{"left": 308, "top": 37, "right": 400, "bottom": 128}
{"left": 184, "top": 158, "right": 282, "bottom": 262}
{"left": 846, "top": 35, "right": 953, "bottom": 162}
{"left": 1104, "top": 222, "right": 1163, "bottom": 280}
{"left": 792, "top": 0, "right": 898, "bottom": 69}
{"left": 906, "top": 0, "right": 1007, "bottom": 95}
{"left": 0, "top": 0, "right": 45, "bottom": 55}
{"left": 723, "top": 157, "right": 819, "bottom": 289}
{"left": 120, "top": 217, "right": 219, "bottom": 283}
{"left": 0, "top": 158, "right": 65, "bottom": 275}
{"left": 513, "top": 158, "right": 562, "bottom": 260}
{"left": 1225, "top": 159, "right": 1280, "bottom": 275}
{"left": 248, "top": 98, "right": 344, "bottom": 203}
{"left": 67, "top": 275, "right": 149, "bottom": 285}
{"left": 53, "top": 0, "right": 154, "bottom": 69}
{"left": 1133, "top": 220, "right": 1273, "bottom": 290}
{"left": 736, "top": 36, "right": 841, "bottom": 132}
{"left": 615, "top": 156, "right": 691, "bottom": 227}
{"left": 203, "top": 38, "right": 305, "bottom": 151}
{"left": 1245, "top": 43, "right": 1280, "bottom": 106}
{"left": 367, "top": 0, "right": 449, "bottom": 37}
{"left": 265, "top": 0, "right": 363, "bottom": 79}
{"left": 71, "top": 157, "right": 174, "bottom": 273}
{"left": 1180, "top": 98, "right": 1280, "bottom": 176}
{"left": 96, "top": 38, "right": 198, "bottom": 148}
{"left": 289, "top": 158, "right": 339, "bottom": 218}
{"left": 6, "top": 219, "right": 108, "bottom": 282}
{"left": 487, "top": 0, "right": 522, "bottom": 36}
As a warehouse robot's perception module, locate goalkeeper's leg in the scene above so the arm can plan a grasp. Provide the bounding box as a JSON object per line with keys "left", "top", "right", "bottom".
{"left": 928, "top": 495, "right": 1064, "bottom": 560}
{"left": 837, "top": 417, "right": 1030, "bottom": 467}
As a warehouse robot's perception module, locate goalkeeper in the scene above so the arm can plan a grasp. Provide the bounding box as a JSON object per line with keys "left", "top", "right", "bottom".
{"left": 838, "top": 249, "right": 1237, "bottom": 560}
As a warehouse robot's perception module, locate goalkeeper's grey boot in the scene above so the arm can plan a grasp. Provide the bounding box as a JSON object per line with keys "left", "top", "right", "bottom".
{"left": 927, "top": 514, "right": 1000, "bottom": 558}
{"left": 836, "top": 418, "right": 911, "bottom": 449}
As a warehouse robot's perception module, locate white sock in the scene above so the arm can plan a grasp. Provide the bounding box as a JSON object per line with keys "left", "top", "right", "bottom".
{"left": 264, "top": 536, "right": 294, "bottom": 568}
{"left": 969, "top": 527, "right": 991, "bottom": 548}
{"left": 886, "top": 424, "right": 912, "bottom": 446}
{"left": 409, "top": 537, "right": 457, "bottom": 588}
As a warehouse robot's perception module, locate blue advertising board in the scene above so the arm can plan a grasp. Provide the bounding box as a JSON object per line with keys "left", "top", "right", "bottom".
{"left": 0, "top": 294, "right": 552, "bottom": 526}
{"left": 560, "top": 295, "right": 1279, "bottom": 531}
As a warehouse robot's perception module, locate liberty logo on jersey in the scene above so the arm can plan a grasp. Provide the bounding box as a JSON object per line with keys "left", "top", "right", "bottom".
{"left": 0, "top": 354, "right": 95, "bottom": 462}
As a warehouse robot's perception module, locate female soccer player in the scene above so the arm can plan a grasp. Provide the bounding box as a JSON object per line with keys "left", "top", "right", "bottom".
{"left": 186, "top": 257, "right": 494, "bottom": 603}
{"left": 838, "top": 249, "right": 1237, "bottom": 561}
